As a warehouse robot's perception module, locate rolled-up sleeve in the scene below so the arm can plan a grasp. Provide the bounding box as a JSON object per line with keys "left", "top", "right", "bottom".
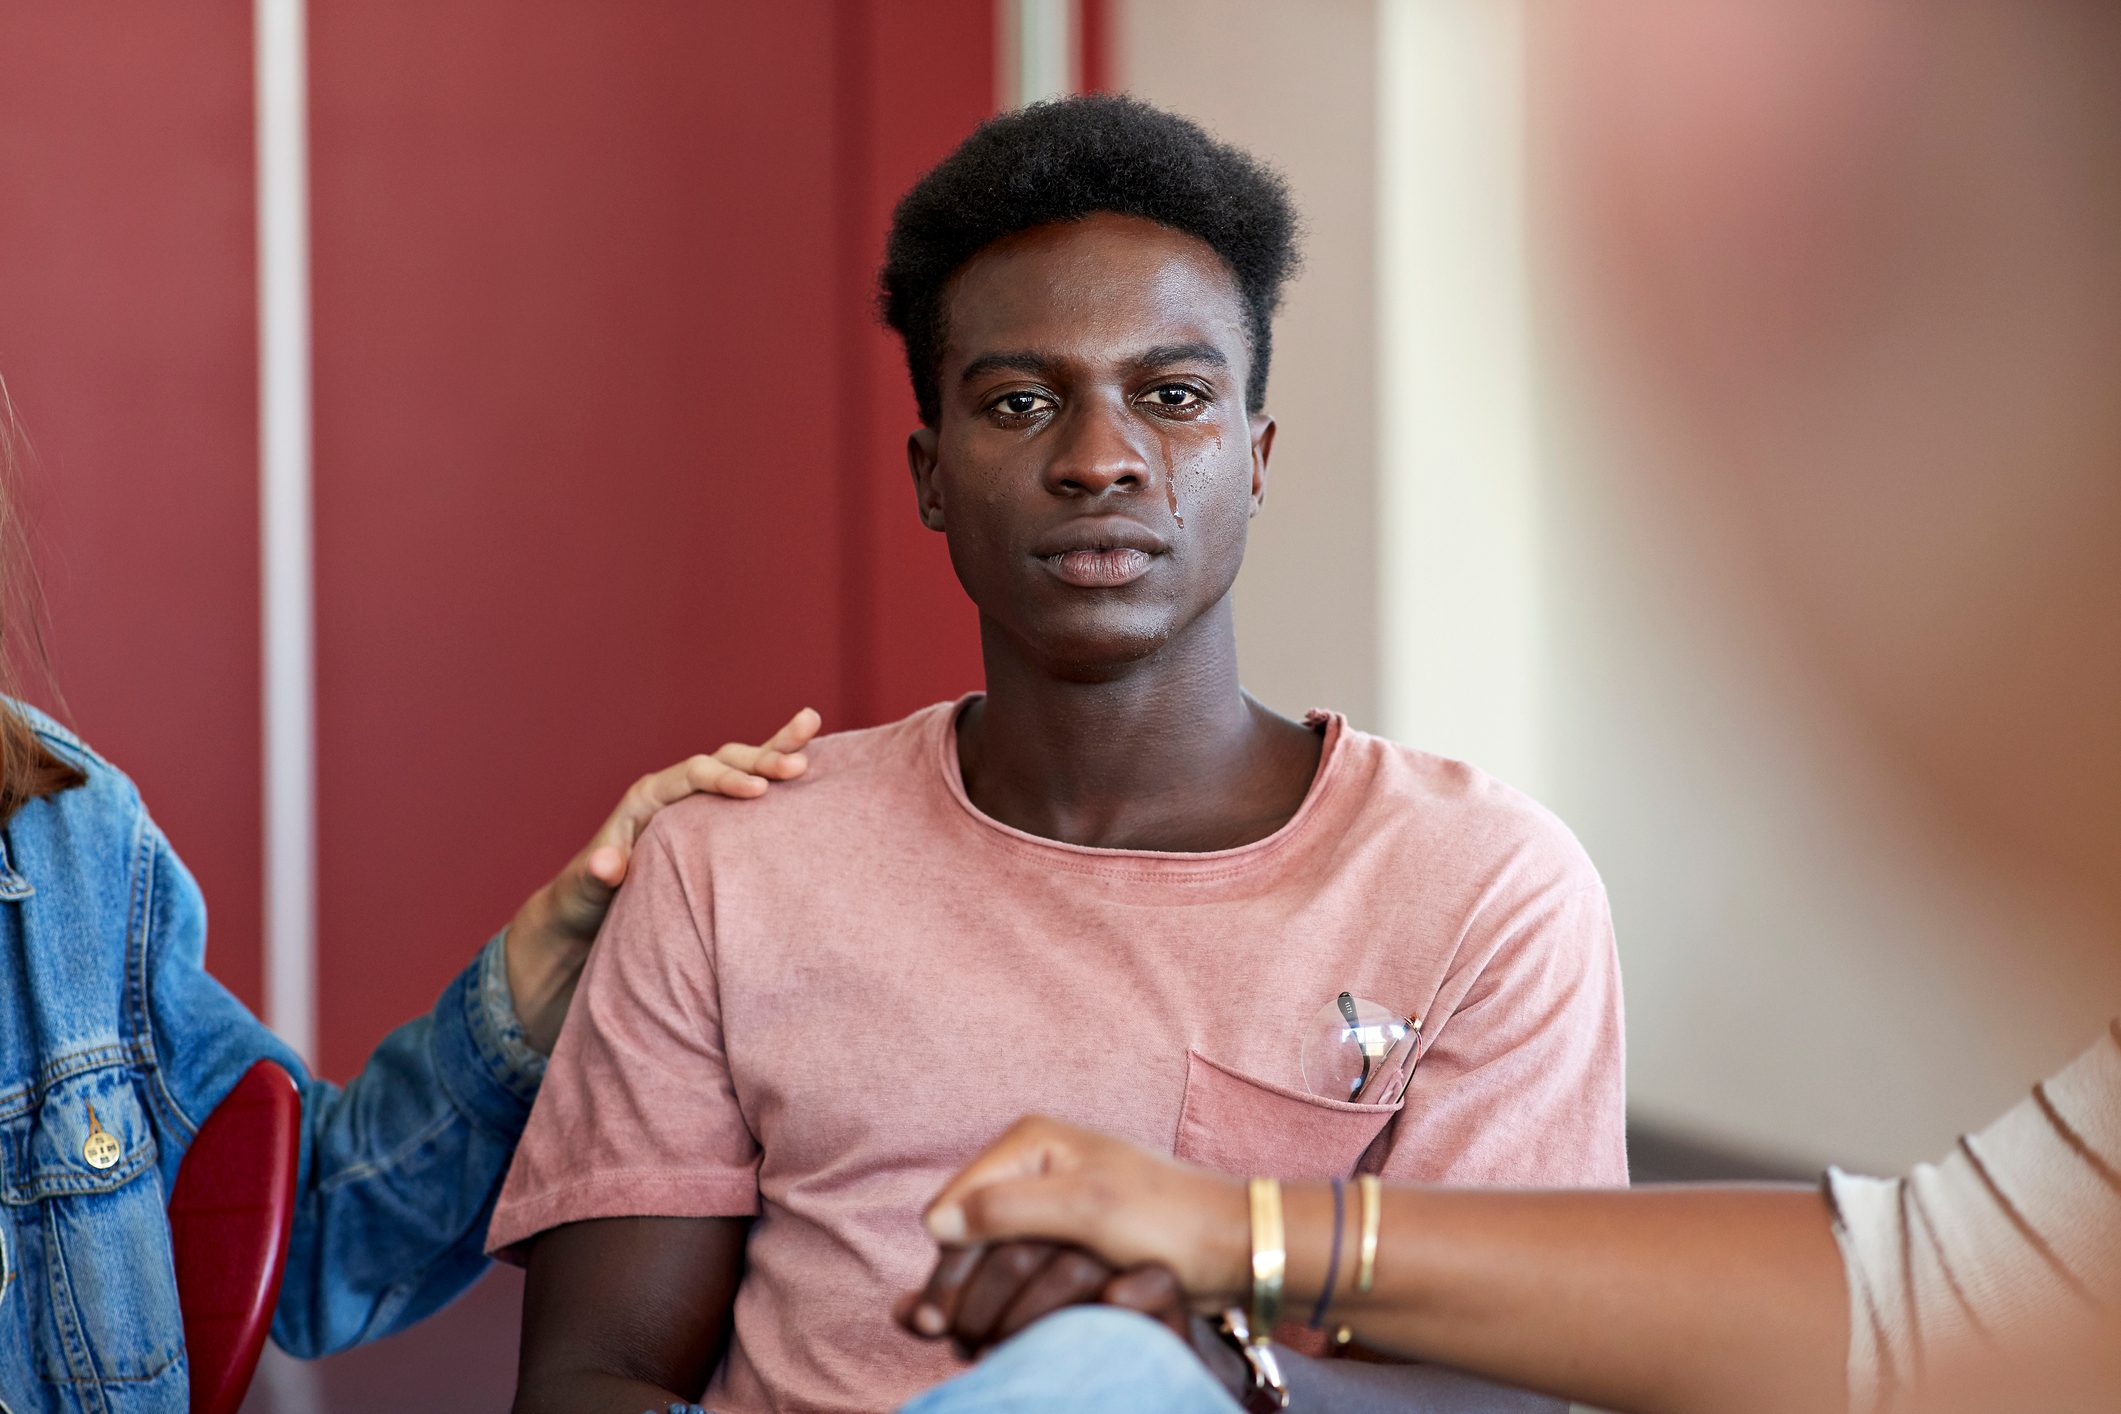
{"left": 1826, "top": 1025, "right": 2121, "bottom": 1412}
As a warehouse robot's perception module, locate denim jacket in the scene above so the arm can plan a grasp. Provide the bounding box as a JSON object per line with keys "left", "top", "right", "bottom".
{"left": 0, "top": 705, "right": 546, "bottom": 1414}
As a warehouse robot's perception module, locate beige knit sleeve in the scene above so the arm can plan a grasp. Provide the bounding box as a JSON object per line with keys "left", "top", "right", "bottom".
{"left": 1825, "top": 1023, "right": 2121, "bottom": 1412}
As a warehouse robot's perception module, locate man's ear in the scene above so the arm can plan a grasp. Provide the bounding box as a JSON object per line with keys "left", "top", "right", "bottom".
{"left": 908, "top": 427, "right": 945, "bottom": 532}
{"left": 1247, "top": 413, "right": 1277, "bottom": 517}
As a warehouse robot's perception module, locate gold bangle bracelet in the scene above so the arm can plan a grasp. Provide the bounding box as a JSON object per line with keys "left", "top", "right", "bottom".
{"left": 1355, "top": 1174, "right": 1381, "bottom": 1294}
{"left": 1248, "top": 1176, "right": 1286, "bottom": 1340}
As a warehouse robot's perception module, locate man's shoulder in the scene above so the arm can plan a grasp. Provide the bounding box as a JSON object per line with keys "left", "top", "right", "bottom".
{"left": 646, "top": 700, "right": 958, "bottom": 851}
{"left": 1336, "top": 722, "right": 1601, "bottom": 895}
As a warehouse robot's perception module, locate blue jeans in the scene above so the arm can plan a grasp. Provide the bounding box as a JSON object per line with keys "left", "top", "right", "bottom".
{"left": 901, "top": 1307, "right": 1242, "bottom": 1414}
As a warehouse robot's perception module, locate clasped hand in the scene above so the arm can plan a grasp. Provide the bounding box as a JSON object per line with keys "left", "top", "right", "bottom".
{"left": 898, "top": 1116, "right": 1255, "bottom": 1387}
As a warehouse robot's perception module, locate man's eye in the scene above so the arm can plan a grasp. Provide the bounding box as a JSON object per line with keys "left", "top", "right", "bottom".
{"left": 1145, "top": 385, "right": 1203, "bottom": 410}
{"left": 994, "top": 391, "right": 1051, "bottom": 418}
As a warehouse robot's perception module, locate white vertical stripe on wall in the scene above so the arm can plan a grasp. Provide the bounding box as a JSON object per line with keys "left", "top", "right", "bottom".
{"left": 1000, "top": 0, "right": 1077, "bottom": 110}
{"left": 1375, "top": 0, "right": 1545, "bottom": 794}
{"left": 256, "top": 0, "right": 316, "bottom": 1064}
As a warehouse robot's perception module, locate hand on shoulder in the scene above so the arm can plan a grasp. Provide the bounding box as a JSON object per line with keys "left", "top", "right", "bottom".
{"left": 505, "top": 707, "right": 821, "bottom": 1053}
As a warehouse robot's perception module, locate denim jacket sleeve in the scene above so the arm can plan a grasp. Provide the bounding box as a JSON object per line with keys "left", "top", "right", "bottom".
{"left": 139, "top": 818, "right": 546, "bottom": 1358}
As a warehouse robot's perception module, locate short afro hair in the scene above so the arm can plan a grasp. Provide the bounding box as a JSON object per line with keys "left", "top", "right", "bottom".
{"left": 880, "top": 93, "right": 1301, "bottom": 427}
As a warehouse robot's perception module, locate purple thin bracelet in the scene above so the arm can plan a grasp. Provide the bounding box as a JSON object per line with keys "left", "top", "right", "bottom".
{"left": 1308, "top": 1176, "right": 1346, "bottom": 1330}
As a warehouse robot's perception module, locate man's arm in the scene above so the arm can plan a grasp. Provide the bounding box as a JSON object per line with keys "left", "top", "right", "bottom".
{"left": 515, "top": 1216, "right": 750, "bottom": 1414}
{"left": 486, "top": 818, "right": 768, "bottom": 1407}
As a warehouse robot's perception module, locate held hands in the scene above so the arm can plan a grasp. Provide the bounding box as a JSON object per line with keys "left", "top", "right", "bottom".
{"left": 504, "top": 708, "right": 822, "bottom": 1053}
{"left": 898, "top": 1116, "right": 1254, "bottom": 1369}
{"left": 895, "top": 1242, "right": 1197, "bottom": 1357}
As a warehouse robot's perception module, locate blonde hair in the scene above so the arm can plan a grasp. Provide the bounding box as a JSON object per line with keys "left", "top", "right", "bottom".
{"left": 0, "top": 378, "right": 86, "bottom": 818}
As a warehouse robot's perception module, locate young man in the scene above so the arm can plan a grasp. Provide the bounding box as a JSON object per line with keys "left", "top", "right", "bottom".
{"left": 489, "top": 96, "right": 1625, "bottom": 1414}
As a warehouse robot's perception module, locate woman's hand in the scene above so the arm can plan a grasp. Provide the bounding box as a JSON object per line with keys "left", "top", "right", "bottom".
{"left": 504, "top": 707, "right": 821, "bottom": 1052}
{"left": 911, "top": 1115, "right": 1252, "bottom": 1322}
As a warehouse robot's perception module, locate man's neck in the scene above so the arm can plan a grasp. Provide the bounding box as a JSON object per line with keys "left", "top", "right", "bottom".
{"left": 957, "top": 604, "right": 1322, "bottom": 852}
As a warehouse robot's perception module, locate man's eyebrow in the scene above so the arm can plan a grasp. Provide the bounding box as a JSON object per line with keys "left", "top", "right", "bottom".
{"left": 957, "top": 343, "right": 1232, "bottom": 385}
{"left": 959, "top": 350, "right": 1056, "bottom": 383}
{"left": 1130, "top": 342, "right": 1229, "bottom": 371}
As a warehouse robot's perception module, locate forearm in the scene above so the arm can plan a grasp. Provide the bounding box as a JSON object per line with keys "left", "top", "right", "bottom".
{"left": 1269, "top": 1184, "right": 1846, "bottom": 1414}
{"left": 504, "top": 895, "right": 590, "bottom": 1055}
{"left": 275, "top": 936, "right": 540, "bottom": 1354}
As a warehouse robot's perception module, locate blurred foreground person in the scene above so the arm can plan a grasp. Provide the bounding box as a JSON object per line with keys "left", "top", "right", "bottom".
{"left": 0, "top": 393, "right": 820, "bottom": 1412}
{"left": 901, "top": 3, "right": 2121, "bottom": 1411}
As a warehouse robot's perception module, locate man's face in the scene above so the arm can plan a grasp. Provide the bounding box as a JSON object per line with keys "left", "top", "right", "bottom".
{"left": 908, "top": 213, "right": 1275, "bottom": 677}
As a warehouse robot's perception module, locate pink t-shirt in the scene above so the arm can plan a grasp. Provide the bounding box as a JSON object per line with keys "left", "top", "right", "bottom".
{"left": 489, "top": 699, "right": 1626, "bottom": 1413}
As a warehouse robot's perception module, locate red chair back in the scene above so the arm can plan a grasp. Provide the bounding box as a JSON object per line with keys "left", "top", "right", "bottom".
{"left": 167, "top": 1059, "right": 302, "bottom": 1414}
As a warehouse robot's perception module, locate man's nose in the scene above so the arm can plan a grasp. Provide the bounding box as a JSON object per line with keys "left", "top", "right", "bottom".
{"left": 1041, "top": 397, "right": 1156, "bottom": 498}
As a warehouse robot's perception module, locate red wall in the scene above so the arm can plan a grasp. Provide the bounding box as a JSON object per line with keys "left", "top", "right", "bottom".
{"left": 834, "top": 3, "right": 994, "bottom": 725}
{"left": 0, "top": 7, "right": 266, "bottom": 1010}
{"left": 0, "top": 2, "right": 996, "bottom": 1078}
{"left": 307, "top": 0, "right": 986, "bottom": 1076}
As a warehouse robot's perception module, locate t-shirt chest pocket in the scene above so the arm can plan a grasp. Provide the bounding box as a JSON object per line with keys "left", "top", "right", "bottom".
{"left": 0, "top": 1064, "right": 184, "bottom": 1387}
{"left": 1172, "top": 1048, "right": 1404, "bottom": 1181}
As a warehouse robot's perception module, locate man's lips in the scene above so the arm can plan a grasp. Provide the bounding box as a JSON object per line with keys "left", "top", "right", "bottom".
{"left": 1041, "top": 547, "right": 1157, "bottom": 587}
{"left": 1030, "top": 517, "right": 1170, "bottom": 589}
